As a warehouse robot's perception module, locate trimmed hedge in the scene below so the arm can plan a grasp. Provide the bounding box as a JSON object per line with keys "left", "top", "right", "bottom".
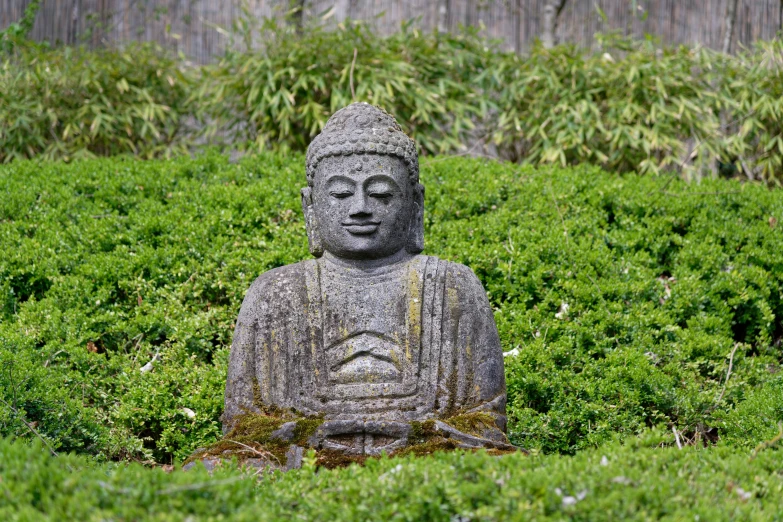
{"left": 1, "top": 434, "right": 781, "bottom": 520}
{"left": 0, "top": 153, "right": 782, "bottom": 463}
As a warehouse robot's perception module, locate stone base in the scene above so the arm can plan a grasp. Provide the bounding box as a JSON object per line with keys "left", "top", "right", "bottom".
{"left": 182, "top": 412, "right": 523, "bottom": 473}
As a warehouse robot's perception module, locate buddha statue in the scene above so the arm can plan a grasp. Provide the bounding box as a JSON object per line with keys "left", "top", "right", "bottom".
{"left": 222, "top": 103, "right": 511, "bottom": 460}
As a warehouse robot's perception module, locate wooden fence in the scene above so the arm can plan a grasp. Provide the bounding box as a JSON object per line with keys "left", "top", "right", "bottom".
{"left": 2, "top": 0, "right": 782, "bottom": 63}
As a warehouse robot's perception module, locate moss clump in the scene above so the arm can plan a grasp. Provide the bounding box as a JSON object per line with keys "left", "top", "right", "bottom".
{"left": 226, "top": 413, "right": 287, "bottom": 441}
{"left": 316, "top": 449, "right": 366, "bottom": 469}
{"left": 408, "top": 419, "right": 437, "bottom": 444}
{"left": 185, "top": 413, "right": 291, "bottom": 466}
{"left": 442, "top": 412, "right": 498, "bottom": 437}
{"left": 292, "top": 416, "right": 324, "bottom": 446}
{"left": 394, "top": 437, "right": 460, "bottom": 458}
{"left": 486, "top": 447, "right": 518, "bottom": 457}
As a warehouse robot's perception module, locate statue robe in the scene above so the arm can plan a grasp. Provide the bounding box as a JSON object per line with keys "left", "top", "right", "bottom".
{"left": 223, "top": 255, "right": 506, "bottom": 434}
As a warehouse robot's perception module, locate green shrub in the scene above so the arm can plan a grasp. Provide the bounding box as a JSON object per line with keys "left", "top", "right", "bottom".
{"left": 0, "top": 0, "right": 40, "bottom": 53}
{"left": 1, "top": 434, "right": 781, "bottom": 520}
{"left": 0, "top": 41, "right": 194, "bottom": 163}
{"left": 194, "top": 19, "right": 783, "bottom": 183}
{"left": 192, "top": 17, "right": 488, "bottom": 155}
{"left": 721, "top": 38, "right": 783, "bottom": 182}
{"left": 1, "top": 153, "right": 781, "bottom": 462}
{"left": 3, "top": 18, "right": 783, "bottom": 182}
{"left": 491, "top": 35, "right": 783, "bottom": 184}
{"left": 491, "top": 38, "right": 727, "bottom": 177}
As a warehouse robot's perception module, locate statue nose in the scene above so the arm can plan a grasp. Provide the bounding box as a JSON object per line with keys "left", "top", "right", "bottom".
{"left": 348, "top": 193, "right": 371, "bottom": 216}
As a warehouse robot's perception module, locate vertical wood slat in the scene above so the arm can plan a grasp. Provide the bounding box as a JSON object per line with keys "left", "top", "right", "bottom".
{"left": 2, "top": 0, "right": 782, "bottom": 63}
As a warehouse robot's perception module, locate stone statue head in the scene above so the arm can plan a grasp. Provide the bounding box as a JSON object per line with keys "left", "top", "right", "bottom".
{"left": 302, "top": 103, "right": 424, "bottom": 259}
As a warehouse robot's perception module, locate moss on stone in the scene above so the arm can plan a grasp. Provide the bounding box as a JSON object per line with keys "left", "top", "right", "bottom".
{"left": 187, "top": 414, "right": 515, "bottom": 470}
{"left": 185, "top": 413, "right": 291, "bottom": 466}
{"left": 408, "top": 419, "right": 437, "bottom": 444}
{"left": 442, "top": 412, "right": 498, "bottom": 437}
{"left": 393, "top": 437, "right": 460, "bottom": 458}
{"left": 292, "top": 416, "right": 324, "bottom": 446}
{"left": 316, "top": 449, "right": 366, "bottom": 470}
{"left": 226, "top": 413, "right": 286, "bottom": 441}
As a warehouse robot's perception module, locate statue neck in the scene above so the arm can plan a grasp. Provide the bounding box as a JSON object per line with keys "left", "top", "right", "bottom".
{"left": 320, "top": 249, "right": 415, "bottom": 275}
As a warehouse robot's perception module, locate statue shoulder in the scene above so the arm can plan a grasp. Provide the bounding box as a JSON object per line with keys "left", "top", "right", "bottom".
{"left": 238, "top": 261, "right": 311, "bottom": 320}
{"left": 419, "top": 255, "right": 489, "bottom": 298}
{"left": 246, "top": 261, "right": 309, "bottom": 294}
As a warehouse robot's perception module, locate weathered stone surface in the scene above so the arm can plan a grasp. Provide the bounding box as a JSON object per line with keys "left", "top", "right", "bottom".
{"left": 284, "top": 445, "right": 305, "bottom": 470}
{"left": 221, "top": 103, "right": 511, "bottom": 465}
{"left": 270, "top": 422, "right": 297, "bottom": 443}
{"left": 432, "top": 421, "right": 515, "bottom": 451}
{"left": 182, "top": 456, "right": 223, "bottom": 472}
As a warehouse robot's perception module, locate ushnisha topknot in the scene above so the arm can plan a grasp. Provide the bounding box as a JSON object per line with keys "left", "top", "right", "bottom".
{"left": 305, "top": 103, "right": 419, "bottom": 186}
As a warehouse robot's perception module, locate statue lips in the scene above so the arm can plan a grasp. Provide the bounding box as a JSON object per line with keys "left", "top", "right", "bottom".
{"left": 342, "top": 221, "right": 380, "bottom": 235}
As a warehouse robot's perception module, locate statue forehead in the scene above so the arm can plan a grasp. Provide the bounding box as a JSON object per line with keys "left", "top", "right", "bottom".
{"left": 313, "top": 154, "right": 409, "bottom": 185}
{"left": 305, "top": 103, "right": 420, "bottom": 187}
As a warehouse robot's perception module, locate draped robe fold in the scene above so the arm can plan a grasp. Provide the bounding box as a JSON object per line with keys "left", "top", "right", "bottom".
{"left": 223, "top": 255, "right": 506, "bottom": 433}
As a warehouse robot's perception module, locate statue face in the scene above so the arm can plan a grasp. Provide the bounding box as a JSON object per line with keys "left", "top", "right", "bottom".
{"left": 312, "top": 154, "right": 413, "bottom": 260}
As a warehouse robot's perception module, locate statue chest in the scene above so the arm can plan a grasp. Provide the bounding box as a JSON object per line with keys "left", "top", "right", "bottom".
{"left": 304, "top": 258, "right": 428, "bottom": 403}
{"left": 320, "top": 271, "right": 415, "bottom": 386}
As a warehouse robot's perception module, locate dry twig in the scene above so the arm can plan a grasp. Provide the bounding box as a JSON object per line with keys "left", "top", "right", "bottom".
{"left": 709, "top": 343, "right": 740, "bottom": 412}
{"left": 750, "top": 423, "right": 783, "bottom": 460}
{"left": 225, "top": 439, "right": 281, "bottom": 466}
{"left": 672, "top": 426, "right": 683, "bottom": 450}
{"left": 0, "top": 397, "right": 58, "bottom": 457}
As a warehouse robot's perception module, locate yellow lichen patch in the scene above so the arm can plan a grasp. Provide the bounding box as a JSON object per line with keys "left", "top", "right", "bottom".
{"left": 446, "top": 286, "right": 459, "bottom": 316}
{"left": 252, "top": 380, "right": 264, "bottom": 410}
{"left": 406, "top": 265, "right": 422, "bottom": 361}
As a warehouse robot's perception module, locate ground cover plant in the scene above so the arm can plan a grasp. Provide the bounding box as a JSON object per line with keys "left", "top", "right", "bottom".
{"left": 1, "top": 152, "right": 782, "bottom": 463}
{"left": 1, "top": 152, "right": 782, "bottom": 518}
{"left": 1, "top": 434, "right": 781, "bottom": 520}
{"left": 3, "top": 18, "right": 783, "bottom": 183}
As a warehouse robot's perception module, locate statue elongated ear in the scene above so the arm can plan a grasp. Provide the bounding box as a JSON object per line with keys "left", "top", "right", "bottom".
{"left": 406, "top": 183, "right": 425, "bottom": 254}
{"left": 301, "top": 187, "right": 324, "bottom": 258}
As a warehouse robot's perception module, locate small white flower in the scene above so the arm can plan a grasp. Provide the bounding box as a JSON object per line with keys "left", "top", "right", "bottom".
{"left": 555, "top": 302, "right": 570, "bottom": 320}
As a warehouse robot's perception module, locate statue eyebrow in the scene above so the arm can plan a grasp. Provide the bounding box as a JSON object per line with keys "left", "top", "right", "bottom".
{"left": 324, "top": 174, "right": 357, "bottom": 187}
{"left": 363, "top": 174, "right": 400, "bottom": 191}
